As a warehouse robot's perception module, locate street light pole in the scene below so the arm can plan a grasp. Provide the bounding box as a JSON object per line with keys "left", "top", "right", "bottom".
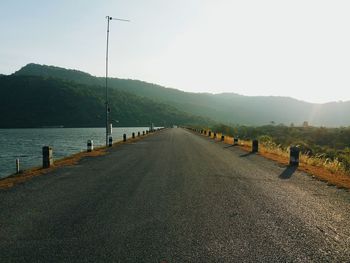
{"left": 105, "top": 16, "right": 130, "bottom": 146}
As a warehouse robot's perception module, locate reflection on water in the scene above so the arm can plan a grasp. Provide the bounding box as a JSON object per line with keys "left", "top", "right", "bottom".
{"left": 0, "top": 127, "right": 150, "bottom": 178}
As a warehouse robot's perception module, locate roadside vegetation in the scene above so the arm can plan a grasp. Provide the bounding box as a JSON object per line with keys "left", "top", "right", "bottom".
{"left": 207, "top": 124, "right": 350, "bottom": 180}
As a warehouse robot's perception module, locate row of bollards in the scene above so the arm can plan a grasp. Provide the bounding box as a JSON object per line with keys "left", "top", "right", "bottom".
{"left": 15, "top": 146, "right": 53, "bottom": 173}
{"left": 15, "top": 128, "right": 167, "bottom": 174}
{"left": 195, "top": 128, "right": 300, "bottom": 166}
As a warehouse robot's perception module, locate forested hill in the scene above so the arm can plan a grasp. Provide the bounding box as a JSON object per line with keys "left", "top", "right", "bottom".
{"left": 13, "top": 63, "right": 350, "bottom": 127}
{"left": 0, "top": 75, "right": 210, "bottom": 128}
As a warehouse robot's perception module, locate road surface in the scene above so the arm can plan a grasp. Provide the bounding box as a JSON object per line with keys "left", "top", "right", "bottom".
{"left": 0, "top": 128, "right": 349, "bottom": 262}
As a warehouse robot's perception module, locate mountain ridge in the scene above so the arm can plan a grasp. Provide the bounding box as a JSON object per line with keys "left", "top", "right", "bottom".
{"left": 14, "top": 63, "right": 346, "bottom": 104}
{"left": 0, "top": 74, "right": 211, "bottom": 128}
{"left": 10, "top": 63, "right": 350, "bottom": 127}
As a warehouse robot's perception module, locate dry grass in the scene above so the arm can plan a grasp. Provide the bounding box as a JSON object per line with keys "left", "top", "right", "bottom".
{"left": 224, "top": 136, "right": 234, "bottom": 145}
{"left": 202, "top": 131, "right": 350, "bottom": 190}
{"left": 0, "top": 134, "right": 151, "bottom": 190}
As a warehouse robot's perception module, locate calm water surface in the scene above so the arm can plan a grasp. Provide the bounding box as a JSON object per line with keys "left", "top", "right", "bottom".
{"left": 0, "top": 127, "right": 150, "bottom": 178}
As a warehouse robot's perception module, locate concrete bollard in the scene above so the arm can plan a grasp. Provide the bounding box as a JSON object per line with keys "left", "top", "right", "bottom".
{"left": 143, "top": 131, "right": 145, "bottom": 136}
{"left": 221, "top": 135, "right": 224, "bottom": 141}
{"left": 123, "top": 134, "right": 127, "bottom": 142}
{"left": 87, "top": 140, "right": 94, "bottom": 152}
{"left": 42, "top": 146, "right": 53, "bottom": 168}
{"left": 290, "top": 146, "right": 300, "bottom": 166}
{"left": 138, "top": 131, "right": 140, "bottom": 137}
{"left": 234, "top": 138, "right": 238, "bottom": 145}
{"left": 108, "top": 136, "right": 113, "bottom": 147}
{"left": 252, "top": 139, "right": 259, "bottom": 153}
{"left": 132, "top": 132, "right": 135, "bottom": 139}
{"left": 108, "top": 123, "right": 113, "bottom": 135}
{"left": 16, "top": 158, "right": 20, "bottom": 174}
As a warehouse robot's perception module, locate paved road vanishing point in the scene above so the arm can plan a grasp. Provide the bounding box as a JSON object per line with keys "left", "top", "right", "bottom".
{"left": 1, "top": 128, "right": 349, "bottom": 262}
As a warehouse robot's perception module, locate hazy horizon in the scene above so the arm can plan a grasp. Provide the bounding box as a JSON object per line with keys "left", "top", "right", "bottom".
{"left": 1, "top": 0, "right": 350, "bottom": 104}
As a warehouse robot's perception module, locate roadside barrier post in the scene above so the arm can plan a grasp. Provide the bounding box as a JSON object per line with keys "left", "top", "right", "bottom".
{"left": 132, "top": 132, "right": 135, "bottom": 139}
{"left": 16, "top": 158, "right": 20, "bottom": 174}
{"left": 87, "top": 140, "right": 94, "bottom": 152}
{"left": 252, "top": 139, "right": 258, "bottom": 153}
{"left": 123, "top": 134, "right": 127, "bottom": 142}
{"left": 290, "top": 146, "right": 300, "bottom": 166}
{"left": 42, "top": 146, "right": 53, "bottom": 168}
{"left": 108, "top": 137, "right": 113, "bottom": 147}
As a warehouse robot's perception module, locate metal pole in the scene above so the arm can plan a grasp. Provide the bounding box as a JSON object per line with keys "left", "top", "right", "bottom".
{"left": 105, "top": 16, "right": 130, "bottom": 147}
{"left": 105, "top": 16, "right": 111, "bottom": 147}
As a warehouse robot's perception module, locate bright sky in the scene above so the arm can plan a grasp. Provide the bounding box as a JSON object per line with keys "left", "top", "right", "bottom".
{"left": 1, "top": 0, "right": 350, "bottom": 103}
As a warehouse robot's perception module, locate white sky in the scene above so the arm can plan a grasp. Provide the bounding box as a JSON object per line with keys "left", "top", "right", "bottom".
{"left": 1, "top": 0, "right": 350, "bottom": 103}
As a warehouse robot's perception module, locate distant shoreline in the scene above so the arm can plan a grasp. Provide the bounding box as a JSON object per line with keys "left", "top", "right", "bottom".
{"left": 0, "top": 126, "right": 154, "bottom": 129}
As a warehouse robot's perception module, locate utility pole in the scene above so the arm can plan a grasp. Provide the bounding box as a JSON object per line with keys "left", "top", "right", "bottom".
{"left": 105, "top": 16, "right": 130, "bottom": 146}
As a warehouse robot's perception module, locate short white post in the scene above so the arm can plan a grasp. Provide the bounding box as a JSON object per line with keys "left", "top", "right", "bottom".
{"left": 16, "top": 158, "right": 20, "bottom": 174}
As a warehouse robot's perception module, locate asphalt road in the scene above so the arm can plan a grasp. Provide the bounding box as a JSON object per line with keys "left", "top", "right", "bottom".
{"left": 0, "top": 128, "right": 349, "bottom": 262}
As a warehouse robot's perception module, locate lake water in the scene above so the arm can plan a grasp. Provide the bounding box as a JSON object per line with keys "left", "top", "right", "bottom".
{"left": 0, "top": 127, "right": 151, "bottom": 179}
